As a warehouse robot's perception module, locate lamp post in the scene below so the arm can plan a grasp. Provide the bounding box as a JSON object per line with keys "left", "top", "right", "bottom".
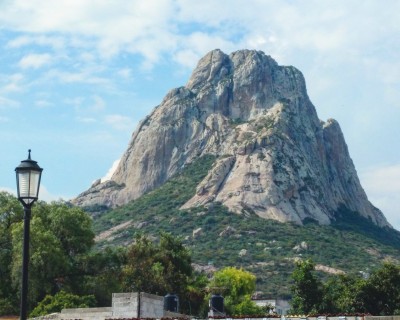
{"left": 15, "top": 150, "right": 43, "bottom": 320}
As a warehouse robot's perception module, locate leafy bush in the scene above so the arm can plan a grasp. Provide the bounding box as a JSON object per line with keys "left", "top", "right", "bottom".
{"left": 30, "top": 291, "right": 96, "bottom": 317}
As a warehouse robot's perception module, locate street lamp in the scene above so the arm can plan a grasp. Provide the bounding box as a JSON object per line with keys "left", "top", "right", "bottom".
{"left": 15, "top": 149, "right": 43, "bottom": 320}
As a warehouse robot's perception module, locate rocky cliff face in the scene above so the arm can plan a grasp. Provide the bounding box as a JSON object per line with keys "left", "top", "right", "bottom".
{"left": 72, "top": 49, "right": 390, "bottom": 228}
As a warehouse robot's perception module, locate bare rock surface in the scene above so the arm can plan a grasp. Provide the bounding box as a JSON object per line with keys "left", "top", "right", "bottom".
{"left": 72, "top": 49, "right": 390, "bottom": 228}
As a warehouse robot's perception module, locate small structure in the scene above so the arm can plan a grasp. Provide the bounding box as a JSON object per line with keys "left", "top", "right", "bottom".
{"left": 31, "top": 292, "right": 187, "bottom": 320}
{"left": 164, "top": 293, "right": 179, "bottom": 313}
{"left": 208, "top": 294, "right": 225, "bottom": 318}
{"left": 252, "top": 298, "right": 290, "bottom": 315}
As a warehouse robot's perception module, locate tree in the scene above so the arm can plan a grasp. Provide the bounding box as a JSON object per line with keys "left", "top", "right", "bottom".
{"left": 0, "top": 192, "right": 23, "bottom": 315}
{"left": 208, "top": 266, "right": 263, "bottom": 316}
{"left": 290, "top": 259, "right": 323, "bottom": 315}
{"left": 157, "top": 232, "right": 193, "bottom": 296}
{"left": 78, "top": 247, "right": 126, "bottom": 306}
{"left": 11, "top": 216, "right": 68, "bottom": 309}
{"left": 45, "top": 203, "right": 94, "bottom": 257}
{"left": 291, "top": 261, "right": 400, "bottom": 316}
{"left": 1, "top": 193, "right": 108, "bottom": 315}
{"left": 30, "top": 291, "right": 96, "bottom": 317}
{"left": 358, "top": 263, "right": 400, "bottom": 315}
{"left": 121, "top": 233, "right": 198, "bottom": 314}
{"left": 186, "top": 272, "right": 209, "bottom": 316}
{"left": 122, "top": 234, "right": 164, "bottom": 293}
{"left": 320, "top": 274, "right": 365, "bottom": 314}
{"left": 10, "top": 201, "right": 95, "bottom": 312}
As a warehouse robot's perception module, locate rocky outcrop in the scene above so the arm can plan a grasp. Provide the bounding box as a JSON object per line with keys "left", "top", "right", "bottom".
{"left": 72, "top": 49, "right": 390, "bottom": 228}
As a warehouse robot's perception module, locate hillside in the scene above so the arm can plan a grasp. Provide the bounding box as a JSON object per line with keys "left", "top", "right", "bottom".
{"left": 89, "top": 155, "right": 400, "bottom": 297}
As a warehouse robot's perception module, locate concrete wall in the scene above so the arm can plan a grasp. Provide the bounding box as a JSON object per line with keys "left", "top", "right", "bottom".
{"left": 365, "top": 317, "right": 400, "bottom": 320}
{"left": 285, "top": 317, "right": 363, "bottom": 320}
{"left": 139, "top": 292, "right": 164, "bottom": 319}
{"left": 43, "top": 292, "right": 166, "bottom": 320}
{"left": 112, "top": 292, "right": 139, "bottom": 318}
{"left": 216, "top": 318, "right": 365, "bottom": 320}
{"left": 60, "top": 307, "right": 112, "bottom": 320}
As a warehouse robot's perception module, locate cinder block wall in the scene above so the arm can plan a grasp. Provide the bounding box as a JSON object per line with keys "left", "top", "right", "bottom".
{"left": 32, "top": 292, "right": 176, "bottom": 320}
{"left": 112, "top": 292, "right": 139, "bottom": 318}
{"left": 112, "top": 292, "right": 164, "bottom": 318}
{"left": 139, "top": 292, "right": 164, "bottom": 318}
{"left": 59, "top": 307, "right": 113, "bottom": 320}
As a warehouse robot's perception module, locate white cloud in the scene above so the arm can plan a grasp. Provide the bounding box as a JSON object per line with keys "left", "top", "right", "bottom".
{"left": 0, "top": 185, "right": 71, "bottom": 202}
{"left": 7, "top": 35, "right": 65, "bottom": 50}
{"left": 173, "top": 32, "right": 236, "bottom": 69}
{"left": 44, "top": 69, "right": 110, "bottom": 85}
{"left": 76, "top": 116, "right": 96, "bottom": 123}
{"left": 360, "top": 164, "right": 400, "bottom": 230}
{"left": 104, "top": 114, "right": 134, "bottom": 131}
{"left": 1, "top": 73, "right": 25, "bottom": 93}
{"left": 18, "top": 53, "right": 52, "bottom": 69}
{"left": 35, "top": 99, "right": 52, "bottom": 108}
{"left": 72, "top": 95, "right": 106, "bottom": 119}
{"left": 39, "top": 185, "right": 71, "bottom": 202}
{"left": 0, "top": 0, "right": 177, "bottom": 64}
{"left": 1, "top": 0, "right": 399, "bottom": 72}
{"left": 0, "top": 96, "right": 20, "bottom": 109}
{"left": 0, "top": 186, "right": 15, "bottom": 194}
{"left": 91, "top": 95, "right": 106, "bottom": 112}
{"left": 117, "top": 68, "right": 133, "bottom": 79}
{"left": 64, "top": 97, "right": 84, "bottom": 108}
{"left": 101, "top": 158, "right": 121, "bottom": 182}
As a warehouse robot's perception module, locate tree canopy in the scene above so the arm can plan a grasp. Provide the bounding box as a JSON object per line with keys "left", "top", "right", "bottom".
{"left": 0, "top": 193, "right": 99, "bottom": 316}
{"left": 208, "top": 266, "right": 263, "bottom": 316}
{"left": 121, "top": 232, "right": 206, "bottom": 314}
{"left": 290, "top": 259, "right": 323, "bottom": 315}
{"left": 290, "top": 259, "right": 400, "bottom": 316}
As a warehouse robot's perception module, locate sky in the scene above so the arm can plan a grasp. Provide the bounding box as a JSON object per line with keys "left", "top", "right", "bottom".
{"left": 0, "top": 0, "right": 399, "bottom": 229}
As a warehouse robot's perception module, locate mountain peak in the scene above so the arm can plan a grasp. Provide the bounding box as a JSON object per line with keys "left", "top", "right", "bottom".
{"left": 72, "top": 49, "right": 390, "bottom": 228}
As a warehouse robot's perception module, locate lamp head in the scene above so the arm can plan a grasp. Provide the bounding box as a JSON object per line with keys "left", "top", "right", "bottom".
{"left": 15, "top": 149, "right": 43, "bottom": 207}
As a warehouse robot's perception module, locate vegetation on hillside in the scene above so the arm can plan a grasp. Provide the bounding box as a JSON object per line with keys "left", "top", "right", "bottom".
{"left": 91, "top": 155, "right": 400, "bottom": 297}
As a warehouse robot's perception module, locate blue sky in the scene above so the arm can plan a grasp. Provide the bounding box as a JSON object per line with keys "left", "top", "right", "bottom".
{"left": 1, "top": 0, "right": 399, "bottom": 228}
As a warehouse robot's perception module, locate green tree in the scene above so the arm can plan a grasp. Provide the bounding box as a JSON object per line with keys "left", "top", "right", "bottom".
{"left": 208, "top": 266, "right": 263, "bottom": 316}
{"left": 186, "top": 272, "right": 209, "bottom": 317}
{"left": 358, "top": 263, "right": 400, "bottom": 315}
{"left": 46, "top": 203, "right": 94, "bottom": 257}
{"left": 321, "top": 274, "right": 365, "bottom": 314}
{"left": 10, "top": 201, "right": 95, "bottom": 312}
{"left": 290, "top": 259, "right": 323, "bottom": 315}
{"left": 122, "top": 234, "right": 163, "bottom": 293}
{"left": 157, "top": 232, "right": 193, "bottom": 295}
{"left": 30, "top": 290, "right": 96, "bottom": 317}
{"left": 121, "top": 233, "right": 198, "bottom": 314}
{"left": 78, "top": 247, "right": 126, "bottom": 306}
{"left": 293, "top": 262, "right": 400, "bottom": 315}
{"left": 11, "top": 217, "right": 68, "bottom": 308}
{"left": 0, "top": 192, "right": 23, "bottom": 315}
